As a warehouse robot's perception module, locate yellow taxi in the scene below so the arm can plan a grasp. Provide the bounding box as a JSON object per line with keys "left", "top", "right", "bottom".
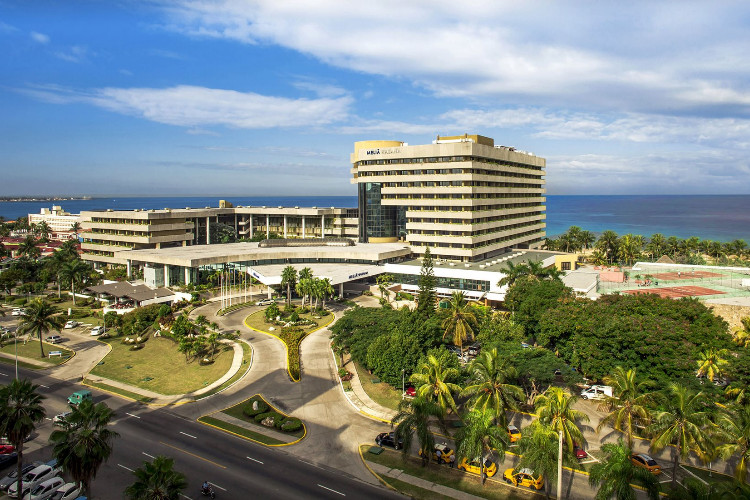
{"left": 631, "top": 453, "right": 662, "bottom": 475}
{"left": 507, "top": 424, "right": 521, "bottom": 443}
{"left": 418, "top": 443, "right": 454, "bottom": 464}
{"left": 458, "top": 457, "right": 497, "bottom": 477}
{"left": 503, "top": 468, "right": 545, "bottom": 490}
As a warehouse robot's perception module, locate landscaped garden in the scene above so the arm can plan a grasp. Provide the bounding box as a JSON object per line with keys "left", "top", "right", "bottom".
{"left": 0, "top": 339, "right": 74, "bottom": 365}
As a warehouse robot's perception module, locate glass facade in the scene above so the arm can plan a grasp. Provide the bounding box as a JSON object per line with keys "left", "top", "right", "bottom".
{"left": 391, "top": 273, "right": 489, "bottom": 292}
{"left": 359, "top": 182, "right": 403, "bottom": 242}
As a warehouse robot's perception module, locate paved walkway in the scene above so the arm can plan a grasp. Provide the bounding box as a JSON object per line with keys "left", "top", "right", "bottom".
{"left": 368, "top": 462, "right": 485, "bottom": 500}
{"left": 341, "top": 353, "right": 397, "bottom": 422}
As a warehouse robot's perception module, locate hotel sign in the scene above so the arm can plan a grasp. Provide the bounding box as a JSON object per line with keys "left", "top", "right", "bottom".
{"left": 366, "top": 147, "right": 401, "bottom": 155}
{"left": 348, "top": 271, "right": 369, "bottom": 280}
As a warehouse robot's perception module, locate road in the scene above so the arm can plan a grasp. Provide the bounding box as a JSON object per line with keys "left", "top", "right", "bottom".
{"left": 0, "top": 363, "right": 402, "bottom": 500}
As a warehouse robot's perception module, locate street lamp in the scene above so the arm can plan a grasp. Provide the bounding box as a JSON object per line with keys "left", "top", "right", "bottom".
{"left": 14, "top": 329, "right": 18, "bottom": 380}
{"left": 401, "top": 369, "right": 405, "bottom": 399}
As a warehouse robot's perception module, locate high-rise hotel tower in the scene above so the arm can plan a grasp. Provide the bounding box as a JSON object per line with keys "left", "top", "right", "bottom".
{"left": 352, "top": 134, "right": 546, "bottom": 262}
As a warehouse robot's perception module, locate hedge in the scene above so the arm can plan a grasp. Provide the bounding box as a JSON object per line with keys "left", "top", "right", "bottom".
{"left": 243, "top": 399, "right": 269, "bottom": 417}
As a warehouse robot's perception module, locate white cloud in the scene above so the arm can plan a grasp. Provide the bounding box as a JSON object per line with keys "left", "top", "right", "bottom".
{"left": 54, "top": 45, "right": 90, "bottom": 63}
{"left": 30, "top": 31, "right": 49, "bottom": 44}
{"left": 157, "top": 0, "right": 750, "bottom": 115}
{"left": 19, "top": 84, "right": 352, "bottom": 129}
{"left": 0, "top": 21, "right": 18, "bottom": 33}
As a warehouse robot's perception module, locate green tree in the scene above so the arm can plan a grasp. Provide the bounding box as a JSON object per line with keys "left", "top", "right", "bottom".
{"left": 17, "top": 235, "right": 41, "bottom": 259}
{"left": 280, "top": 265, "right": 297, "bottom": 307}
{"left": 462, "top": 348, "right": 523, "bottom": 426}
{"left": 50, "top": 399, "right": 119, "bottom": 498}
{"left": 648, "top": 384, "right": 712, "bottom": 488}
{"left": 596, "top": 230, "right": 620, "bottom": 264}
{"left": 17, "top": 298, "right": 64, "bottom": 357}
{"left": 416, "top": 247, "right": 436, "bottom": 317}
{"left": 34, "top": 221, "right": 52, "bottom": 242}
{"left": 319, "top": 277, "right": 335, "bottom": 309}
{"left": 410, "top": 353, "right": 461, "bottom": 414}
{"left": 0, "top": 379, "right": 46, "bottom": 500}
{"left": 377, "top": 273, "right": 393, "bottom": 303}
{"left": 70, "top": 221, "right": 82, "bottom": 239}
{"left": 455, "top": 408, "right": 508, "bottom": 484}
{"left": 588, "top": 439, "right": 659, "bottom": 500}
{"left": 124, "top": 455, "right": 187, "bottom": 500}
{"left": 645, "top": 233, "right": 667, "bottom": 260}
{"left": 45, "top": 248, "right": 72, "bottom": 299}
{"left": 714, "top": 398, "right": 750, "bottom": 483}
{"left": 391, "top": 397, "right": 447, "bottom": 466}
{"left": 695, "top": 347, "right": 730, "bottom": 382}
{"left": 60, "top": 259, "right": 91, "bottom": 305}
{"left": 597, "top": 367, "right": 653, "bottom": 448}
{"left": 578, "top": 230, "right": 596, "bottom": 250}
{"left": 441, "top": 291, "right": 478, "bottom": 355}
{"left": 505, "top": 278, "right": 573, "bottom": 340}
{"left": 534, "top": 386, "right": 589, "bottom": 452}
{"left": 517, "top": 421, "right": 562, "bottom": 499}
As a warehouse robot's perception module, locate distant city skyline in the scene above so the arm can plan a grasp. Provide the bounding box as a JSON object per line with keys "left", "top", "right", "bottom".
{"left": 3, "top": 1, "right": 750, "bottom": 196}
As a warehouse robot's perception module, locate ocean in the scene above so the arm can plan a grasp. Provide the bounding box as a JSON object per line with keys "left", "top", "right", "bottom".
{"left": 1, "top": 194, "right": 748, "bottom": 242}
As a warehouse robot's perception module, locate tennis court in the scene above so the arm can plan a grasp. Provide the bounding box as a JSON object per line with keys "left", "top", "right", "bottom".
{"left": 622, "top": 285, "right": 725, "bottom": 298}
{"left": 650, "top": 270, "right": 723, "bottom": 280}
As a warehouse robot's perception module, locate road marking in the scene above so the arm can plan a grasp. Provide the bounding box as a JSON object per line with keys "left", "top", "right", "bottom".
{"left": 126, "top": 413, "right": 141, "bottom": 419}
{"left": 246, "top": 456, "right": 264, "bottom": 464}
{"left": 39, "top": 384, "right": 49, "bottom": 388}
{"left": 0, "top": 373, "right": 7, "bottom": 377}
{"left": 318, "top": 484, "right": 345, "bottom": 496}
{"left": 179, "top": 431, "right": 197, "bottom": 439}
{"left": 117, "top": 464, "right": 134, "bottom": 472}
{"left": 142, "top": 452, "right": 155, "bottom": 459}
{"left": 158, "top": 441, "right": 226, "bottom": 469}
{"left": 209, "top": 482, "right": 227, "bottom": 491}
{"left": 179, "top": 495, "right": 193, "bottom": 500}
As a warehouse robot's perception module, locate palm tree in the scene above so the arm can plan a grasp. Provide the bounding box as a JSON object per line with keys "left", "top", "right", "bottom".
{"left": 517, "top": 421, "right": 562, "bottom": 499}
{"left": 497, "top": 261, "right": 531, "bottom": 288}
{"left": 695, "top": 347, "right": 730, "bottom": 382}
{"left": 0, "top": 379, "right": 46, "bottom": 500}
{"left": 60, "top": 259, "right": 90, "bottom": 305}
{"left": 462, "top": 348, "right": 524, "bottom": 427}
{"left": 618, "top": 234, "right": 642, "bottom": 266}
{"left": 34, "top": 221, "right": 52, "bottom": 242}
{"left": 645, "top": 233, "right": 667, "bottom": 260}
{"left": 455, "top": 408, "right": 508, "bottom": 484}
{"left": 391, "top": 396, "right": 447, "bottom": 466}
{"left": 17, "top": 235, "right": 41, "bottom": 259}
{"left": 70, "top": 221, "right": 82, "bottom": 240}
{"left": 649, "top": 383, "right": 712, "bottom": 488}
{"left": 50, "top": 399, "right": 119, "bottom": 497}
{"left": 534, "top": 386, "right": 589, "bottom": 452}
{"left": 714, "top": 398, "right": 750, "bottom": 483}
{"left": 441, "top": 291, "right": 478, "bottom": 356}
{"left": 410, "top": 354, "right": 461, "bottom": 415}
{"left": 667, "top": 236, "right": 682, "bottom": 259}
{"left": 280, "top": 266, "right": 297, "bottom": 307}
{"left": 579, "top": 230, "right": 596, "bottom": 250}
{"left": 596, "top": 230, "right": 619, "bottom": 264}
{"left": 597, "top": 367, "right": 653, "bottom": 448}
{"left": 376, "top": 273, "right": 393, "bottom": 303}
{"left": 588, "top": 249, "right": 607, "bottom": 266}
{"left": 588, "top": 439, "right": 659, "bottom": 500}
{"left": 319, "top": 277, "right": 335, "bottom": 309}
{"left": 45, "top": 249, "right": 70, "bottom": 299}
{"left": 735, "top": 318, "right": 750, "bottom": 348}
{"left": 17, "top": 298, "right": 64, "bottom": 358}
{"left": 124, "top": 455, "right": 187, "bottom": 500}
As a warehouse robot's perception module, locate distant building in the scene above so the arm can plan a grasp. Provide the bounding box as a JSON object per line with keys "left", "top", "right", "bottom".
{"left": 28, "top": 206, "right": 81, "bottom": 241}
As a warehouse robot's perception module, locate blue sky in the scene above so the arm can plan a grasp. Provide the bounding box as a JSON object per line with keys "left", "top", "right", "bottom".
{"left": 2, "top": 0, "right": 750, "bottom": 197}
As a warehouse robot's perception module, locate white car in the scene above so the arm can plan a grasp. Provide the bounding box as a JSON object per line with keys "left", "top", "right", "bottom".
{"left": 90, "top": 326, "right": 104, "bottom": 336}
{"left": 256, "top": 299, "right": 275, "bottom": 306}
{"left": 11, "top": 309, "right": 26, "bottom": 316}
{"left": 49, "top": 483, "right": 81, "bottom": 500}
{"left": 53, "top": 411, "right": 72, "bottom": 426}
{"left": 45, "top": 335, "right": 63, "bottom": 345}
{"left": 63, "top": 321, "right": 78, "bottom": 329}
{"left": 7, "top": 463, "right": 59, "bottom": 498}
{"left": 23, "top": 476, "right": 65, "bottom": 500}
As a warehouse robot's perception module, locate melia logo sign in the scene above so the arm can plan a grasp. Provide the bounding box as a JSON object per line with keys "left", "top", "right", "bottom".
{"left": 366, "top": 147, "right": 401, "bottom": 155}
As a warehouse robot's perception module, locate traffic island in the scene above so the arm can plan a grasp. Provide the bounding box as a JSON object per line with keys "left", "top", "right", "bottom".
{"left": 198, "top": 394, "right": 306, "bottom": 446}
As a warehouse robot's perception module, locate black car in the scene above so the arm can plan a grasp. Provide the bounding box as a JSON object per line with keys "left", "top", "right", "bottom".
{"left": 0, "top": 452, "right": 18, "bottom": 470}
{"left": 375, "top": 432, "right": 403, "bottom": 450}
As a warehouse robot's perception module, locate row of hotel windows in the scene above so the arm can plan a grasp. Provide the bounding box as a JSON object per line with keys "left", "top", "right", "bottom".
{"left": 391, "top": 273, "right": 490, "bottom": 292}
{"left": 409, "top": 211, "right": 544, "bottom": 225}
{"left": 356, "top": 168, "right": 542, "bottom": 180}
{"left": 89, "top": 218, "right": 191, "bottom": 225}
{"left": 383, "top": 193, "right": 543, "bottom": 202}
{"left": 414, "top": 228, "right": 544, "bottom": 250}
{"left": 87, "top": 229, "right": 188, "bottom": 237}
{"left": 407, "top": 202, "right": 544, "bottom": 213}
{"left": 409, "top": 220, "right": 544, "bottom": 238}
{"left": 382, "top": 180, "right": 542, "bottom": 190}
{"left": 356, "top": 156, "right": 543, "bottom": 172}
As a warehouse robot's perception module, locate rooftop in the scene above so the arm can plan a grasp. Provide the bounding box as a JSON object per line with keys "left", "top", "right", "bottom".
{"left": 395, "top": 250, "right": 563, "bottom": 272}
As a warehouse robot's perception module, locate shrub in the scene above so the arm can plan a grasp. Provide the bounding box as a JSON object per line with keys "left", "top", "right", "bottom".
{"left": 14, "top": 298, "right": 27, "bottom": 306}
{"left": 129, "top": 344, "right": 144, "bottom": 351}
{"left": 254, "top": 411, "right": 282, "bottom": 423}
{"left": 281, "top": 418, "right": 302, "bottom": 433}
{"left": 289, "top": 311, "right": 300, "bottom": 323}
{"left": 242, "top": 399, "right": 269, "bottom": 417}
{"left": 338, "top": 367, "right": 349, "bottom": 378}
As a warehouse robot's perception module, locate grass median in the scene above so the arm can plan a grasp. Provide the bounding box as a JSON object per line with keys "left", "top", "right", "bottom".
{"left": 0, "top": 340, "right": 74, "bottom": 366}
{"left": 198, "top": 416, "right": 285, "bottom": 446}
{"left": 83, "top": 379, "right": 154, "bottom": 403}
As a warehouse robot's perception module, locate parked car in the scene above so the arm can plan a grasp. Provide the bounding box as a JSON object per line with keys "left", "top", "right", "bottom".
{"left": 89, "top": 326, "right": 104, "bottom": 336}
{"left": 0, "top": 463, "right": 42, "bottom": 492}
{"left": 458, "top": 457, "right": 497, "bottom": 477}
{"left": 256, "top": 299, "right": 275, "bottom": 306}
{"left": 573, "top": 442, "right": 587, "bottom": 460}
{"left": 6, "top": 462, "right": 60, "bottom": 498}
{"left": 25, "top": 476, "right": 65, "bottom": 500}
{"left": 375, "top": 432, "right": 403, "bottom": 450}
{"left": 418, "top": 443, "right": 454, "bottom": 464}
{"left": 0, "top": 445, "right": 15, "bottom": 455}
{"left": 63, "top": 321, "right": 78, "bottom": 329}
{"left": 466, "top": 344, "right": 481, "bottom": 356}
{"left": 67, "top": 390, "right": 92, "bottom": 407}
{"left": 580, "top": 385, "right": 613, "bottom": 400}
{"left": 0, "top": 452, "right": 18, "bottom": 469}
{"left": 520, "top": 342, "right": 532, "bottom": 349}
{"left": 45, "top": 335, "right": 63, "bottom": 345}
{"left": 631, "top": 453, "right": 661, "bottom": 474}
{"left": 53, "top": 412, "right": 72, "bottom": 427}
{"left": 404, "top": 385, "right": 416, "bottom": 397}
{"left": 11, "top": 309, "right": 26, "bottom": 317}
{"left": 49, "top": 483, "right": 81, "bottom": 500}
{"left": 503, "top": 468, "right": 544, "bottom": 490}
{"left": 507, "top": 425, "right": 521, "bottom": 443}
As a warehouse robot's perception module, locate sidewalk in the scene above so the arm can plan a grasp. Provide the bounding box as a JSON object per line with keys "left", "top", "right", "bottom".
{"left": 342, "top": 353, "right": 397, "bottom": 422}
{"left": 368, "top": 462, "right": 485, "bottom": 500}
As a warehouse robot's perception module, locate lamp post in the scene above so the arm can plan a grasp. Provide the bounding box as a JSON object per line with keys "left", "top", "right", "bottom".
{"left": 401, "top": 369, "right": 405, "bottom": 400}
{"left": 14, "top": 329, "right": 18, "bottom": 380}
{"left": 557, "top": 430, "right": 563, "bottom": 500}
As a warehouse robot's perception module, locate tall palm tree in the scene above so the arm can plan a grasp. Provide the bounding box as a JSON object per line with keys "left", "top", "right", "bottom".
{"left": 597, "top": 367, "right": 653, "bottom": 448}
{"left": 497, "top": 261, "right": 531, "bottom": 288}
{"left": 319, "top": 277, "right": 334, "bottom": 309}
{"left": 534, "top": 386, "right": 589, "bottom": 452}
{"left": 695, "top": 347, "right": 730, "bottom": 382}
{"left": 280, "top": 265, "right": 297, "bottom": 307}
{"left": 714, "top": 398, "right": 750, "bottom": 483}
{"left": 441, "top": 291, "right": 478, "bottom": 356}
{"left": 391, "top": 397, "right": 447, "bottom": 467}
{"left": 0, "top": 379, "right": 46, "bottom": 500}
{"left": 588, "top": 439, "right": 660, "bottom": 500}
{"left": 735, "top": 317, "right": 750, "bottom": 348}
{"left": 50, "top": 399, "right": 119, "bottom": 498}
{"left": 70, "top": 221, "right": 82, "bottom": 240}
{"left": 645, "top": 233, "right": 667, "bottom": 260}
{"left": 45, "top": 250, "right": 70, "bottom": 299}
{"left": 649, "top": 383, "right": 712, "bottom": 488}
{"left": 666, "top": 236, "right": 682, "bottom": 259}
{"left": 618, "top": 234, "right": 642, "bottom": 266}
{"left": 588, "top": 249, "right": 608, "bottom": 266}
{"left": 462, "top": 348, "right": 523, "bottom": 427}
{"left": 579, "top": 230, "right": 596, "bottom": 251}
{"left": 124, "top": 455, "right": 187, "bottom": 500}
{"left": 517, "top": 421, "right": 562, "bottom": 499}
{"left": 34, "top": 221, "right": 52, "bottom": 242}
{"left": 60, "top": 259, "right": 90, "bottom": 305}
{"left": 410, "top": 354, "right": 461, "bottom": 415}
{"left": 455, "top": 408, "right": 508, "bottom": 484}
{"left": 17, "top": 298, "right": 64, "bottom": 358}
{"left": 596, "top": 230, "right": 619, "bottom": 264}
{"left": 17, "top": 235, "right": 41, "bottom": 259}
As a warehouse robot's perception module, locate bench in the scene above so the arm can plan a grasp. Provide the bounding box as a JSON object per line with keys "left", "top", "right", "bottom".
{"left": 48, "top": 351, "right": 62, "bottom": 358}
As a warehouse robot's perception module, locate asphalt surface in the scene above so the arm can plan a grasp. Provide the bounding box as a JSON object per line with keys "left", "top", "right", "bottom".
{"left": 0, "top": 363, "right": 402, "bottom": 500}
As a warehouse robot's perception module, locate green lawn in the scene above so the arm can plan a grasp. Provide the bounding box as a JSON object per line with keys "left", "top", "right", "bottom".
{"left": 353, "top": 360, "right": 402, "bottom": 410}
{"left": 244, "top": 308, "right": 334, "bottom": 334}
{"left": 681, "top": 464, "right": 735, "bottom": 485}
{"left": 0, "top": 340, "right": 73, "bottom": 365}
{"left": 381, "top": 476, "right": 454, "bottom": 500}
{"left": 360, "top": 445, "right": 543, "bottom": 500}
{"left": 90, "top": 337, "right": 233, "bottom": 395}
{"left": 84, "top": 380, "right": 154, "bottom": 403}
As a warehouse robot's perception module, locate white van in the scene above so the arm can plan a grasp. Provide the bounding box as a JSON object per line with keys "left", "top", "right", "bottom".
{"left": 580, "top": 385, "right": 613, "bottom": 400}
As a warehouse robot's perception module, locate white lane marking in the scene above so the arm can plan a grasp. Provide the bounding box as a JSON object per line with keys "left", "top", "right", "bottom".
{"left": 0, "top": 373, "right": 7, "bottom": 377}
{"left": 118, "top": 464, "right": 134, "bottom": 472}
{"left": 39, "top": 384, "right": 49, "bottom": 388}
{"left": 179, "top": 431, "right": 197, "bottom": 439}
{"left": 318, "top": 484, "right": 346, "bottom": 496}
{"left": 142, "top": 452, "right": 155, "bottom": 459}
{"left": 126, "top": 413, "right": 141, "bottom": 419}
{"left": 246, "top": 456, "right": 264, "bottom": 464}
{"left": 179, "top": 495, "right": 193, "bottom": 500}
{"left": 209, "top": 482, "right": 227, "bottom": 491}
